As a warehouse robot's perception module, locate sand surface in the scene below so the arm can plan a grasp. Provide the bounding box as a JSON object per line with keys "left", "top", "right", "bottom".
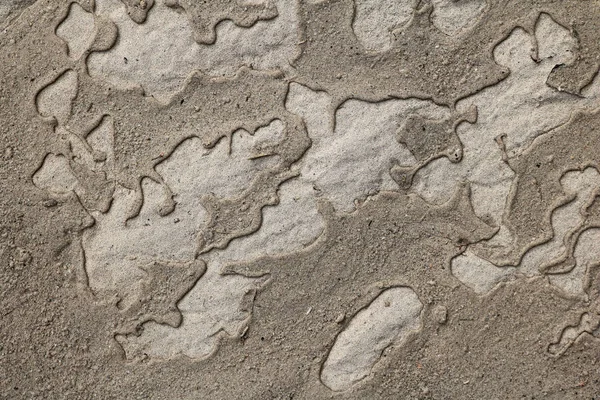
{"left": 3, "top": 0, "right": 600, "bottom": 398}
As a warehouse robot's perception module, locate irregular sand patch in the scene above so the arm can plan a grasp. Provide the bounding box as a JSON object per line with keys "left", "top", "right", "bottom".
{"left": 87, "top": 0, "right": 299, "bottom": 102}
{"left": 451, "top": 252, "right": 515, "bottom": 294}
{"left": 56, "top": 3, "right": 95, "bottom": 60}
{"left": 452, "top": 168, "right": 600, "bottom": 295}
{"left": 352, "top": 0, "right": 486, "bottom": 51}
{"left": 519, "top": 169, "right": 600, "bottom": 277}
{"left": 352, "top": 0, "right": 414, "bottom": 51}
{"left": 36, "top": 70, "right": 78, "bottom": 125}
{"left": 0, "top": 0, "right": 35, "bottom": 28}
{"left": 82, "top": 122, "right": 281, "bottom": 296}
{"left": 116, "top": 85, "right": 448, "bottom": 357}
{"left": 430, "top": 0, "right": 486, "bottom": 36}
{"left": 429, "top": 15, "right": 600, "bottom": 295}
{"left": 286, "top": 82, "right": 446, "bottom": 213}
{"left": 33, "top": 154, "right": 79, "bottom": 194}
{"left": 118, "top": 178, "right": 325, "bottom": 358}
{"left": 321, "top": 287, "right": 423, "bottom": 391}
{"left": 414, "top": 15, "right": 592, "bottom": 226}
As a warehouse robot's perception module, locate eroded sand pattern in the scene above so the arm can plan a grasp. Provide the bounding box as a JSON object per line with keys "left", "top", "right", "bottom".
{"left": 321, "top": 286, "right": 423, "bottom": 391}
{"left": 3, "top": 0, "right": 600, "bottom": 398}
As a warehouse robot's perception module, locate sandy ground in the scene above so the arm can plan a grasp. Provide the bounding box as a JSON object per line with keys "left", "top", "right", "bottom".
{"left": 2, "top": 0, "right": 600, "bottom": 398}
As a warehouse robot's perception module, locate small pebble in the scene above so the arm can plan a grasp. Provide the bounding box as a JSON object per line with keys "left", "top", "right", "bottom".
{"left": 432, "top": 305, "right": 448, "bottom": 324}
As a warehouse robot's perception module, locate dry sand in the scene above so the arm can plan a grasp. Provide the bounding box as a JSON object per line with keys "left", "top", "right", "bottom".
{"left": 2, "top": 0, "right": 600, "bottom": 398}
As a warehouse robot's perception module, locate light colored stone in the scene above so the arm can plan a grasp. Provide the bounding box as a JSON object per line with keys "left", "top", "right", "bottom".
{"left": 82, "top": 122, "right": 281, "bottom": 296}
{"left": 83, "top": 116, "right": 326, "bottom": 358}
{"left": 116, "top": 268, "right": 259, "bottom": 359}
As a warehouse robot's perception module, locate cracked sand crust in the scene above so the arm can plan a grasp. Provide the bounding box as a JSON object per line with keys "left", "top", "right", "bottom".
{"left": 2, "top": 0, "right": 600, "bottom": 397}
